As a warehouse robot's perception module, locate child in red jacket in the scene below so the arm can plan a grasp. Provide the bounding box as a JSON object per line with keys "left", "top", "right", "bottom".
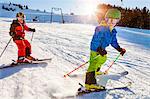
{"left": 9, "top": 12, "right": 36, "bottom": 63}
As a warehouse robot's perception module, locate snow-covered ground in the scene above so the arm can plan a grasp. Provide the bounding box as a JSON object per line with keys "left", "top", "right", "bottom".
{"left": 0, "top": 18, "right": 150, "bottom": 99}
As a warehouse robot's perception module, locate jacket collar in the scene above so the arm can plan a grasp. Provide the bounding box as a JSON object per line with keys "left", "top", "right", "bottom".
{"left": 99, "top": 20, "right": 116, "bottom": 33}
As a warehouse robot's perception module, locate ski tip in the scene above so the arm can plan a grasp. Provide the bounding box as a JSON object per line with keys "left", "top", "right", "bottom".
{"left": 120, "top": 71, "right": 129, "bottom": 76}
{"left": 64, "top": 74, "right": 68, "bottom": 78}
{"left": 79, "top": 83, "right": 84, "bottom": 87}
{"left": 125, "top": 71, "right": 129, "bottom": 75}
{"left": 64, "top": 74, "right": 71, "bottom": 78}
{"left": 64, "top": 75, "right": 66, "bottom": 78}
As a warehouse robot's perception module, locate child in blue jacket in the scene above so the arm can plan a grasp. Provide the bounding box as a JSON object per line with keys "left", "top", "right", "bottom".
{"left": 85, "top": 8, "right": 126, "bottom": 91}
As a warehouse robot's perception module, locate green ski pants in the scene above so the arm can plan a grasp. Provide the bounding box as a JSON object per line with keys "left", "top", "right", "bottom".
{"left": 87, "top": 51, "right": 107, "bottom": 72}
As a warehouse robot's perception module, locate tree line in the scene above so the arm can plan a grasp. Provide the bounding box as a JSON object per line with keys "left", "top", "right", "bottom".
{"left": 2, "top": 2, "right": 28, "bottom": 11}
{"left": 96, "top": 4, "right": 150, "bottom": 29}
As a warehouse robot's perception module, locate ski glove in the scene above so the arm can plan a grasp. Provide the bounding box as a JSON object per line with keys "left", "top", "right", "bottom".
{"left": 116, "top": 47, "right": 126, "bottom": 56}
{"left": 97, "top": 47, "right": 107, "bottom": 56}
{"left": 29, "top": 28, "right": 36, "bottom": 32}
{"left": 9, "top": 32, "right": 16, "bottom": 37}
{"left": 120, "top": 48, "right": 126, "bottom": 56}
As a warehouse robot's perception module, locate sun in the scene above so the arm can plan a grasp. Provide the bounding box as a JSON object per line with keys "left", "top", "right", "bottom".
{"left": 84, "top": 4, "right": 97, "bottom": 15}
{"left": 77, "top": 0, "right": 99, "bottom": 15}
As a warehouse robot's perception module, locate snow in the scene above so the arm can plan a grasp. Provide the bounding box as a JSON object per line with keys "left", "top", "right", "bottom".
{"left": 0, "top": 17, "right": 150, "bottom": 99}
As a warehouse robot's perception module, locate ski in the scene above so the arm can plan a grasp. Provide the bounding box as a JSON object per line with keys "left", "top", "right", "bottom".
{"left": 77, "top": 82, "right": 132, "bottom": 96}
{"left": 0, "top": 58, "right": 52, "bottom": 69}
{"left": 36, "top": 58, "right": 52, "bottom": 61}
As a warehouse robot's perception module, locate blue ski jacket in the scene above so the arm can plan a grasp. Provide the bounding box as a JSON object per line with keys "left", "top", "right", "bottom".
{"left": 90, "top": 26, "right": 120, "bottom": 52}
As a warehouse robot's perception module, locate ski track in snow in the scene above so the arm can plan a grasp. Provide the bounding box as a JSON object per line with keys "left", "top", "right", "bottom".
{"left": 0, "top": 18, "right": 150, "bottom": 99}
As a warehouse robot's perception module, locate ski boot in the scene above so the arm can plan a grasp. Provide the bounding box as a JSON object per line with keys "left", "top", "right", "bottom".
{"left": 17, "top": 56, "right": 30, "bottom": 64}
{"left": 96, "top": 71, "right": 104, "bottom": 76}
{"left": 77, "top": 83, "right": 105, "bottom": 95}
{"left": 85, "top": 84, "right": 105, "bottom": 91}
{"left": 26, "top": 56, "right": 37, "bottom": 61}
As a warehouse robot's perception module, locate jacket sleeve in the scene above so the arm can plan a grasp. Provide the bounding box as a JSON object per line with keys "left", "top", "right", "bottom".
{"left": 24, "top": 24, "right": 30, "bottom": 31}
{"left": 111, "top": 33, "right": 120, "bottom": 49}
{"left": 95, "top": 27, "right": 105, "bottom": 49}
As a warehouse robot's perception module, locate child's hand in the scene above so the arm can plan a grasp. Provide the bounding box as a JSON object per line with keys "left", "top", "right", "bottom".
{"left": 97, "top": 47, "right": 107, "bottom": 56}
{"left": 120, "top": 48, "right": 126, "bottom": 56}
{"left": 29, "top": 28, "right": 36, "bottom": 32}
{"left": 116, "top": 47, "right": 126, "bottom": 56}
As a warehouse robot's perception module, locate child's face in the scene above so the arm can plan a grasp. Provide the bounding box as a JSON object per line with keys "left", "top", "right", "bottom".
{"left": 106, "top": 18, "right": 120, "bottom": 27}
{"left": 17, "top": 16, "right": 26, "bottom": 23}
{"left": 17, "top": 17, "right": 24, "bottom": 23}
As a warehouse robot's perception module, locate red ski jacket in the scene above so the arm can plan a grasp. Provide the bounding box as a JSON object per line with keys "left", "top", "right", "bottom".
{"left": 10, "top": 20, "right": 31, "bottom": 40}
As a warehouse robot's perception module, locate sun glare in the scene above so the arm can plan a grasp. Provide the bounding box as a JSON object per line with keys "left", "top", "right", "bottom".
{"left": 84, "top": 4, "right": 97, "bottom": 15}
{"left": 77, "top": 0, "right": 99, "bottom": 15}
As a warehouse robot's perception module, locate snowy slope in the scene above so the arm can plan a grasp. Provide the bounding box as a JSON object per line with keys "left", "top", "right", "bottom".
{"left": 0, "top": 17, "right": 150, "bottom": 99}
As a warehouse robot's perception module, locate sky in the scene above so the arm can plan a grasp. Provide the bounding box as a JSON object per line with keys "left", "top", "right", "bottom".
{"left": 0, "top": 0, "right": 150, "bottom": 15}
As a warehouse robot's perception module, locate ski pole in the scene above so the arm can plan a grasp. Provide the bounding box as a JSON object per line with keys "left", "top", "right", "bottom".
{"left": 64, "top": 55, "right": 100, "bottom": 78}
{"left": 31, "top": 32, "right": 34, "bottom": 43}
{"left": 0, "top": 37, "right": 12, "bottom": 58}
{"left": 104, "top": 53, "right": 121, "bottom": 74}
